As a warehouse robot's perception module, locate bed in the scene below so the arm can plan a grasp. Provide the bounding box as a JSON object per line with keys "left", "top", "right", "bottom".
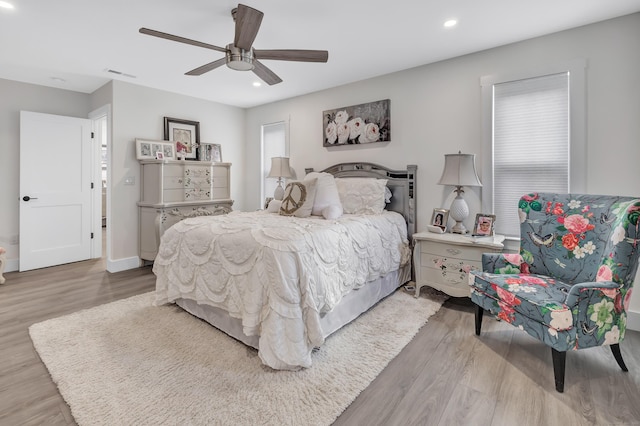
{"left": 153, "top": 162, "right": 417, "bottom": 370}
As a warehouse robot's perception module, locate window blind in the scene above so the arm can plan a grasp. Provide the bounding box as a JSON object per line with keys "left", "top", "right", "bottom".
{"left": 261, "top": 122, "right": 287, "bottom": 202}
{"left": 493, "top": 72, "right": 569, "bottom": 237}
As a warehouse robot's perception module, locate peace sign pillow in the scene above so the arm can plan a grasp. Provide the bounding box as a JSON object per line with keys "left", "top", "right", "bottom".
{"left": 278, "top": 178, "right": 318, "bottom": 218}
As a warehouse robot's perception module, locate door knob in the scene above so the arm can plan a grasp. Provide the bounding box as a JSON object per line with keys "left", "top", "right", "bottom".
{"left": 22, "top": 196, "right": 38, "bottom": 201}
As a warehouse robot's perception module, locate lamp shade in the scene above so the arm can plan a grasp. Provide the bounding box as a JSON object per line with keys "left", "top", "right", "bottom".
{"left": 437, "top": 153, "right": 482, "bottom": 187}
{"left": 267, "top": 157, "right": 293, "bottom": 179}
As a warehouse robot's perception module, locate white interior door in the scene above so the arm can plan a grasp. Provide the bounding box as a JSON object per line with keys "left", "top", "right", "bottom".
{"left": 19, "top": 111, "right": 93, "bottom": 271}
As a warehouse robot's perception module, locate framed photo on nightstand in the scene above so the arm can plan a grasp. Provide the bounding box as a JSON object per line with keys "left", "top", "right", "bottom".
{"left": 473, "top": 213, "right": 496, "bottom": 236}
{"left": 431, "top": 208, "right": 449, "bottom": 232}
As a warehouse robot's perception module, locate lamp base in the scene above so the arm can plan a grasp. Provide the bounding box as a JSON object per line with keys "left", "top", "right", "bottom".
{"left": 450, "top": 221, "right": 468, "bottom": 234}
{"left": 449, "top": 189, "right": 469, "bottom": 234}
{"left": 273, "top": 181, "right": 285, "bottom": 201}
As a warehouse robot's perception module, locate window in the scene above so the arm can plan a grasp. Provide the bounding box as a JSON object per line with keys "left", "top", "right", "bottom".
{"left": 261, "top": 121, "right": 288, "bottom": 204}
{"left": 481, "top": 60, "right": 586, "bottom": 238}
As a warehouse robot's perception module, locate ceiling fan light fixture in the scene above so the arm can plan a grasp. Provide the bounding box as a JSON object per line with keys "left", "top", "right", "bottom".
{"left": 140, "top": 4, "right": 327, "bottom": 83}
{"left": 226, "top": 44, "right": 254, "bottom": 71}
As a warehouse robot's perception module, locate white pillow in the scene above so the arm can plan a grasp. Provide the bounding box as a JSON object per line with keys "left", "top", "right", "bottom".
{"left": 304, "top": 172, "right": 343, "bottom": 219}
{"left": 335, "top": 178, "right": 388, "bottom": 215}
{"left": 279, "top": 178, "right": 317, "bottom": 218}
{"left": 384, "top": 186, "right": 393, "bottom": 203}
{"left": 266, "top": 199, "right": 282, "bottom": 213}
{"left": 322, "top": 204, "right": 343, "bottom": 220}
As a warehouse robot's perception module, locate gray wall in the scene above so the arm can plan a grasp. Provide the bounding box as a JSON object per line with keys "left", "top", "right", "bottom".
{"left": 245, "top": 13, "right": 640, "bottom": 323}
{"left": 0, "top": 79, "right": 245, "bottom": 272}
{"left": 107, "top": 81, "right": 245, "bottom": 266}
{"left": 0, "top": 78, "right": 91, "bottom": 262}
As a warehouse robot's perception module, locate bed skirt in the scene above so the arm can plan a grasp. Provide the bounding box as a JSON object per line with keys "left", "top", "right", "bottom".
{"left": 176, "top": 264, "right": 411, "bottom": 350}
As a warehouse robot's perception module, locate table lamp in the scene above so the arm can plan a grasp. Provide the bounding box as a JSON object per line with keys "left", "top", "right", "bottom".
{"left": 268, "top": 157, "right": 293, "bottom": 200}
{"left": 437, "top": 152, "right": 482, "bottom": 234}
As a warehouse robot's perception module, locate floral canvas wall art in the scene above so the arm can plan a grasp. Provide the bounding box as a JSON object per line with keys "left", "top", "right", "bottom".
{"left": 323, "top": 99, "right": 390, "bottom": 146}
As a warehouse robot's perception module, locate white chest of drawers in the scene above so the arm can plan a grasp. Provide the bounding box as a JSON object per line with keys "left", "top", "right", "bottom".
{"left": 412, "top": 232, "right": 504, "bottom": 298}
{"left": 138, "top": 160, "right": 233, "bottom": 261}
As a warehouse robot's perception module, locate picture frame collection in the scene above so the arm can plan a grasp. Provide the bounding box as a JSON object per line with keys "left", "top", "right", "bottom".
{"left": 135, "top": 117, "right": 223, "bottom": 163}
{"left": 429, "top": 208, "right": 497, "bottom": 236}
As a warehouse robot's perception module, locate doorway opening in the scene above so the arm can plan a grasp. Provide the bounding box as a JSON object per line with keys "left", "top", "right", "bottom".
{"left": 89, "top": 105, "right": 111, "bottom": 265}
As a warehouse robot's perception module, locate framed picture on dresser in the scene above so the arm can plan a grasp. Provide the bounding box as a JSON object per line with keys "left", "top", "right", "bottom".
{"left": 198, "top": 143, "right": 222, "bottom": 162}
{"left": 164, "top": 117, "right": 200, "bottom": 160}
{"left": 198, "top": 143, "right": 212, "bottom": 162}
{"left": 136, "top": 139, "right": 175, "bottom": 160}
{"left": 211, "top": 144, "right": 222, "bottom": 162}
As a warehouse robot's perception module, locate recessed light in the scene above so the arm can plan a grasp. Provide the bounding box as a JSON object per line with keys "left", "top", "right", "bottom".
{"left": 444, "top": 19, "right": 457, "bottom": 28}
{"left": 253, "top": 81, "right": 261, "bottom": 87}
{"left": 0, "top": 1, "right": 15, "bottom": 10}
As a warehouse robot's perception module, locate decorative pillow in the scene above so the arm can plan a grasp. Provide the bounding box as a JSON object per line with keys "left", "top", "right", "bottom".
{"left": 279, "top": 178, "right": 317, "bottom": 218}
{"left": 335, "top": 178, "right": 388, "bottom": 215}
{"left": 266, "top": 199, "right": 282, "bottom": 213}
{"left": 322, "top": 205, "right": 343, "bottom": 220}
{"left": 384, "top": 186, "right": 393, "bottom": 203}
{"left": 304, "top": 172, "right": 343, "bottom": 219}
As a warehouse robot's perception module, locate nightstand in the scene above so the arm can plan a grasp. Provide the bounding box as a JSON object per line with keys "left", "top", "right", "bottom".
{"left": 412, "top": 232, "right": 505, "bottom": 298}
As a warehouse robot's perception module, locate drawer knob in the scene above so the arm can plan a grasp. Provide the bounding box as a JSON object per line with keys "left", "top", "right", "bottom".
{"left": 446, "top": 248, "right": 461, "bottom": 255}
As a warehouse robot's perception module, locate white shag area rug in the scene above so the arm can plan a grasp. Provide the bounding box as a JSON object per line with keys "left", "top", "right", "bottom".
{"left": 29, "top": 287, "right": 446, "bottom": 426}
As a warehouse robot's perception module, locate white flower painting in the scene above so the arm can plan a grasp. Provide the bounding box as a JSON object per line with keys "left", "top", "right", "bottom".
{"left": 323, "top": 99, "right": 390, "bottom": 146}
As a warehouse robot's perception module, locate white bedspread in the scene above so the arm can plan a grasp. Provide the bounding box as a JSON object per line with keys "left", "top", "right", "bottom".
{"left": 153, "top": 210, "right": 410, "bottom": 370}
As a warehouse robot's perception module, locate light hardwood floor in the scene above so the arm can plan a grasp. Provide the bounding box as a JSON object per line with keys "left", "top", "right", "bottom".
{"left": 1, "top": 259, "right": 639, "bottom": 425}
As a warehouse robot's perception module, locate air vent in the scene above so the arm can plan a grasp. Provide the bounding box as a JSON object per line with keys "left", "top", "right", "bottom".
{"left": 105, "top": 69, "right": 137, "bottom": 78}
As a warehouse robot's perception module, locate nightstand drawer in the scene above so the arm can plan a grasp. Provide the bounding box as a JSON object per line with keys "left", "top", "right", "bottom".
{"left": 421, "top": 252, "right": 482, "bottom": 274}
{"left": 419, "top": 266, "right": 472, "bottom": 293}
{"left": 420, "top": 241, "right": 485, "bottom": 260}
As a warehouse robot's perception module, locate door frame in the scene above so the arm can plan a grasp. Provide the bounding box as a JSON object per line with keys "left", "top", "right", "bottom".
{"left": 89, "top": 104, "right": 111, "bottom": 263}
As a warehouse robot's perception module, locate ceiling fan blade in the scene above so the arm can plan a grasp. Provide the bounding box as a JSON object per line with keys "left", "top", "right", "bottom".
{"left": 233, "top": 4, "right": 264, "bottom": 51}
{"left": 254, "top": 49, "right": 328, "bottom": 63}
{"left": 139, "top": 28, "right": 227, "bottom": 53}
{"left": 185, "top": 58, "right": 227, "bottom": 76}
{"left": 252, "top": 60, "right": 282, "bottom": 85}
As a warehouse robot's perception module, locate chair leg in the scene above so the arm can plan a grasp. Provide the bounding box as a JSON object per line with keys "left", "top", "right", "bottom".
{"left": 610, "top": 344, "right": 629, "bottom": 372}
{"left": 474, "top": 304, "right": 483, "bottom": 336}
{"left": 551, "top": 348, "right": 566, "bottom": 393}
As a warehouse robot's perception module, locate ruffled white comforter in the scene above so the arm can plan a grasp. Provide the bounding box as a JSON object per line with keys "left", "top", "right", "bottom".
{"left": 153, "top": 210, "right": 410, "bottom": 370}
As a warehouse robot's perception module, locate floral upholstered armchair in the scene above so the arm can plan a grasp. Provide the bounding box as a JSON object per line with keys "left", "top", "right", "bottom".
{"left": 469, "top": 193, "right": 640, "bottom": 392}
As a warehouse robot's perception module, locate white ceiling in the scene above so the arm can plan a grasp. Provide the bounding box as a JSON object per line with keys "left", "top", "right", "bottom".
{"left": 2, "top": 0, "right": 639, "bottom": 108}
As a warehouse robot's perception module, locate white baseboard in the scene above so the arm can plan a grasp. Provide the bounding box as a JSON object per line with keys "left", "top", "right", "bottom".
{"left": 4, "top": 258, "right": 19, "bottom": 273}
{"left": 627, "top": 309, "right": 640, "bottom": 332}
{"left": 3, "top": 257, "right": 142, "bottom": 274}
{"left": 106, "top": 256, "right": 142, "bottom": 273}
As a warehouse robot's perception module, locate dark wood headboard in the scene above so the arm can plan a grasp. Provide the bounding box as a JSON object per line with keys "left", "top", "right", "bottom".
{"left": 305, "top": 163, "right": 417, "bottom": 237}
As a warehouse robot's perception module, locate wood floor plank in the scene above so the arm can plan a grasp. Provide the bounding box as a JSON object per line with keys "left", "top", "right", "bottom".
{"left": 1, "top": 259, "right": 640, "bottom": 426}
{"left": 437, "top": 383, "right": 497, "bottom": 426}
{"left": 332, "top": 290, "right": 451, "bottom": 426}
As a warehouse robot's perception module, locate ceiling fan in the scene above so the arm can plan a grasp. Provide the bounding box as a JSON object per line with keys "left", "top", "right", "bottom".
{"left": 139, "top": 4, "right": 329, "bottom": 85}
